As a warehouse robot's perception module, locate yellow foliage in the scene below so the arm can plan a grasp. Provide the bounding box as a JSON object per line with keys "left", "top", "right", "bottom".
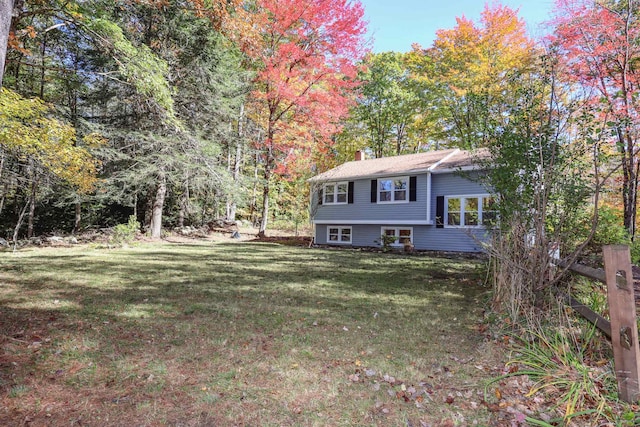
{"left": 432, "top": 5, "right": 536, "bottom": 98}
{"left": 0, "top": 88, "right": 103, "bottom": 193}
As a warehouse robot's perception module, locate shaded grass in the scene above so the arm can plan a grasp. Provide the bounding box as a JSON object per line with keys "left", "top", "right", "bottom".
{"left": 0, "top": 241, "right": 501, "bottom": 426}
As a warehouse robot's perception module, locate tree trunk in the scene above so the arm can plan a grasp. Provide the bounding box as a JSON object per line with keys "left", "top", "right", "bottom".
{"left": 0, "top": 0, "right": 14, "bottom": 87}
{"left": 133, "top": 192, "right": 138, "bottom": 219}
{"left": 178, "top": 179, "right": 189, "bottom": 228}
{"left": 228, "top": 104, "right": 245, "bottom": 222}
{"left": 149, "top": 174, "right": 166, "bottom": 239}
{"left": 178, "top": 203, "right": 185, "bottom": 228}
{"left": 250, "top": 144, "right": 260, "bottom": 227}
{"left": 258, "top": 174, "right": 270, "bottom": 237}
{"left": 12, "top": 195, "right": 29, "bottom": 251}
{"left": 621, "top": 130, "right": 638, "bottom": 239}
{"left": 143, "top": 188, "right": 153, "bottom": 232}
{"left": 27, "top": 177, "right": 35, "bottom": 238}
{"left": 0, "top": 149, "right": 5, "bottom": 214}
{"left": 39, "top": 30, "right": 47, "bottom": 99}
{"left": 73, "top": 202, "right": 81, "bottom": 234}
{"left": 258, "top": 122, "right": 275, "bottom": 237}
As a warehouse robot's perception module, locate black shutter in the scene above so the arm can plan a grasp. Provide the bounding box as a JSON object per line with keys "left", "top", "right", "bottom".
{"left": 318, "top": 187, "right": 323, "bottom": 205}
{"left": 436, "top": 196, "right": 445, "bottom": 228}
{"left": 370, "top": 179, "right": 377, "bottom": 203}
{"left": 348, "top": 181, "right": 354, "bottom": 204}
{"left": 409, "top": 176, "right": 417, "bottom": 201}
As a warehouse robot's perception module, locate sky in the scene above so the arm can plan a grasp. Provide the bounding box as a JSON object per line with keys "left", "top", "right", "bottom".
{"left": 359, "top": 0, "right": 557, "bottom": 53}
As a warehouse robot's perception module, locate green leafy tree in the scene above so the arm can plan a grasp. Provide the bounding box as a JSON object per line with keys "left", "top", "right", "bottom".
{"left": 482, "top": 53, "right": 604, "bottom": 319}
{"left": 350, "top": 52, "right": 420, "bottom": 158}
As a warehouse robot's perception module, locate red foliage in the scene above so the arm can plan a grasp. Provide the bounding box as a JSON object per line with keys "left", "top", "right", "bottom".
{"left": 549, "top": 0, "right": 640, "bottom": 234}
{"left": 550, "top": 0, "right": 640, "bottom": 120}
{"left": 244, "top": 0, "right": 369, "bottom": 178}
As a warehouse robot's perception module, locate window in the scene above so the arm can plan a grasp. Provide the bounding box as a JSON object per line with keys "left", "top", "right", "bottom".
{"left": 447, "top": 198, "right": 461, "bottom": 226}
{"left": 324, "top": 182, "right": 348, "bottom": 205}
{"left": 380, "top": 227, "right": 413, "bottom": 246}
{"left": 464, "top": 197, "right": 479, "bottom": 226}
{"left": 445, "top": 195, "right": 494, "bottom": 227}
{"left": 378, "top": 177, "right": 408, "bottom": 203}
{"left": 327, "top": 226, "right": 352, "bottom": 244}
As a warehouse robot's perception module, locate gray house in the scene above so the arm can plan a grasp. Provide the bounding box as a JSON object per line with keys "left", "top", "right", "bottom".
{"left": 309, "top": 148, "right": 494, "bottom": 252}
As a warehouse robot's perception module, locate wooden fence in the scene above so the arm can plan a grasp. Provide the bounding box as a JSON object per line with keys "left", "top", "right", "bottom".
{"left": 562, "top": 245, "right": 640, "bottom": 403}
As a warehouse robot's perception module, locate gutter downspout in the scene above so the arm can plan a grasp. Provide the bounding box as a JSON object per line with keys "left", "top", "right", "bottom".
{"left": 426, "top": 172, "right": 432, "bottom": 224}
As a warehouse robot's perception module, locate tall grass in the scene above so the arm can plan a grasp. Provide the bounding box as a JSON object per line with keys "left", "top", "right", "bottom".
{"left": 491, "top": 305, "right": 638, "bottom": 427}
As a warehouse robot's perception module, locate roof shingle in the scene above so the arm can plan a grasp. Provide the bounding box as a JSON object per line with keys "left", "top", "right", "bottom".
{"left": 309, "top": 148, "right": 488, "bottom": 182}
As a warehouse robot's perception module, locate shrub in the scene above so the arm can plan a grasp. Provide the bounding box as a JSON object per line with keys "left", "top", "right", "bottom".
{"left": 111, "top": 215, "right": 140, "bottom": 246}
{"left": 377, "top": 234, "right": 398, "bottom": 252}
{"left": 590, "top": 205, "right": 640, "bottom": 264}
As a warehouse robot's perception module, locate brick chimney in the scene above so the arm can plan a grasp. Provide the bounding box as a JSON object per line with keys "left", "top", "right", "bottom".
{"left": 354, "top": 150, "right": 365, "bottom": 161}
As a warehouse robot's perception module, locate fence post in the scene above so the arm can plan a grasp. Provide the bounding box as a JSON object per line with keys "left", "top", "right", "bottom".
{"left": 603, "top": 245, "right": 640, "bottom": 403}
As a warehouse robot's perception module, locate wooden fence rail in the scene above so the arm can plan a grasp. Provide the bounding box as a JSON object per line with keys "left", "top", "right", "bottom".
{"left": 560, "top": 245, "right": 640, "bottom": 403}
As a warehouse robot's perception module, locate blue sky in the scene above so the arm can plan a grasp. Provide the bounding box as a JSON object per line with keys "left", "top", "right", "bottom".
{"left": 359, "top": 0, "right": 557, "bottom": 52}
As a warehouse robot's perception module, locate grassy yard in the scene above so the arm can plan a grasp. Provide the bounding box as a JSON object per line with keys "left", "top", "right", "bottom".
{"left": 0, "top": 240, "right": 503, "bottom": 426}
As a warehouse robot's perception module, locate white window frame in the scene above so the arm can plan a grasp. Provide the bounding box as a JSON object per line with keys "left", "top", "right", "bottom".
{"left": 444, "top": 194, "right": 494, "bottom": 228}
{"left": 323, "top": 182, "right": 349, "bottom": 205}
{"left": 327, "top": 226, "right": 352, "bottom": 244}
{"left": 380, "top": 227, "right": 413, "bottom": 247}
{"left": 378, "top": 176, "right": 409, "bottom": 204}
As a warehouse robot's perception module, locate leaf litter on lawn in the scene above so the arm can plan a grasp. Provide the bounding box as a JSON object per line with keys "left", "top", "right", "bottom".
{"left": 0, "top": 239, "right": 549, "bottom": 426}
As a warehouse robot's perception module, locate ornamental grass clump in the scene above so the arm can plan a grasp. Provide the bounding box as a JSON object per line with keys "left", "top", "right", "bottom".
{"left": 493, "top": 311, "right": 634, "bottom": 427}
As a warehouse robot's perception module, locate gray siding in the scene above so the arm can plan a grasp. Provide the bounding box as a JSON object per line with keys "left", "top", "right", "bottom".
{"left": 312, "top": 170, "right": 493, "bottom": 253}
{"left": 315, "top": 224, "right": 490, "bottom": 252}
{"left": 314, "top": 176, "right": 429, "bottom": 222}
{"left": 429, "top": 171, "right": 489, "bottom": 223}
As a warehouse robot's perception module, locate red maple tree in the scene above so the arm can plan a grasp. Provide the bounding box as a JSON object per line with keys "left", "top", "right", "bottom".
{"left": 551, "top": 0, "right": 640, "bottom": 237}
{"left": 241, "top": 0, "right": 368, "bottom": 236}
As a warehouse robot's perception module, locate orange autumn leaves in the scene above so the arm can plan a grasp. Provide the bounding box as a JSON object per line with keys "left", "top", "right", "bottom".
{"left": 403, "top": 4, "right": 537, "bottom": 150}
{"left": 429, "top": 4, "right": 535, "bottom": 96}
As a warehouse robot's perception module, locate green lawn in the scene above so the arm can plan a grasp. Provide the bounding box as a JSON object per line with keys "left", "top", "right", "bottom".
{"left": 0, "top": 241, "right": 502, "bottom": 426}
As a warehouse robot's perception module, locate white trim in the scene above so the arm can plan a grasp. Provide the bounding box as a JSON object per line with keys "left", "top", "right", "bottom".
{"left": 428, "top": 149, "right": 460, "bottom": 171}
{"left": 426, "top": 172, "right": 432, "bottom": 224}
{"left": 444, "top": 194, "right": 492, "bottom": 228}
{"left": 377, "top": 176, "right": 409, "bottom": 204}
{"left": 313, "top": 220, "right": 432, "bottom": 225}
{"left": 323, "top": 181, "right": 349, "bottom": 205}
{"left": 326, "top": 226, "right": 352, "bottom": 244}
